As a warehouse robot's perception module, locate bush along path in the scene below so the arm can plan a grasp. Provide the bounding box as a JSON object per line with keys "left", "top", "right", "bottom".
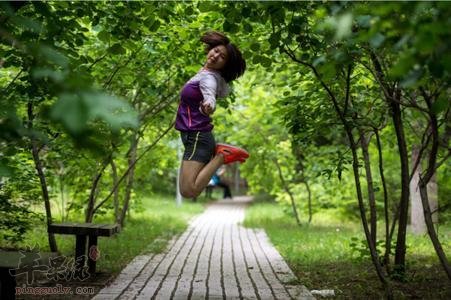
{"left": 92, "top": 196, "right": 314, "bottom": 299}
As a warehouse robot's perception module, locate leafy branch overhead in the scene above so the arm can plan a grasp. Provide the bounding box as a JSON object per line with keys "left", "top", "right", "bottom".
{"left": 0, "top": 1, "right": 450, "bottom": 296}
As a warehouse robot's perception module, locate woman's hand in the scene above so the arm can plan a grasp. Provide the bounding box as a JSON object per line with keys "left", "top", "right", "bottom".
{"left": 201, "top": 102, "right": 214, "bottom": 115}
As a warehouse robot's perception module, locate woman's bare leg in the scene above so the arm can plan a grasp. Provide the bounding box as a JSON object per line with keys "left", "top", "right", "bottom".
{"left": 180, "top": 154, "right": 224, "bottom": 198}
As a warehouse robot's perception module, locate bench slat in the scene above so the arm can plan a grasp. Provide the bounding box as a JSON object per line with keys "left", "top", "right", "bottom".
{"left": 48, "top": 223, "right": 120, "bottom": 236}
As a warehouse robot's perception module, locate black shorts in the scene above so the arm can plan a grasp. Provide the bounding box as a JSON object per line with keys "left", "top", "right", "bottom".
{"left": 180, "top": 131, "right": 216, "bottom": 164}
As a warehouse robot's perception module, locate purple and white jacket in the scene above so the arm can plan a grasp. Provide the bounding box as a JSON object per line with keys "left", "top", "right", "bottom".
{"left": 175, "top": 68, "right": 229, "bottom": 132}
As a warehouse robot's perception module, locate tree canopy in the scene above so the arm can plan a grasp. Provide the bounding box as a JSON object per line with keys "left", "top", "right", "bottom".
{"left": 1, "top": 1, "right": 450, "bottom": 297}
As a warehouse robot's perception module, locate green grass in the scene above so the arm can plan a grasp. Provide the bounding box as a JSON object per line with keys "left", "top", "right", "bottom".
{"left": 2, "top": 194, "right": 205, "bottom": 274}
{"left": 243, "top": 200, "right": 451, "bottom": 299}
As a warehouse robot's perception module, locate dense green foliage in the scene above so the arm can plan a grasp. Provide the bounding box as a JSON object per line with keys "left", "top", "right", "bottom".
{"left": 1, "top": 1, "right": 450, "bottom": 295}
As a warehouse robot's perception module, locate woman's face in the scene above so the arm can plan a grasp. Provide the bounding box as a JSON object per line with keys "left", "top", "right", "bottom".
{"left": 205, "top": 45, "right": 228, "bottom": 71}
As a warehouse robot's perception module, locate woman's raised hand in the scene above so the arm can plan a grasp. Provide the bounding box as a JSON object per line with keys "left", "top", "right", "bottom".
{"left": 200, "top": 101, "right": 214, "bottom": 115}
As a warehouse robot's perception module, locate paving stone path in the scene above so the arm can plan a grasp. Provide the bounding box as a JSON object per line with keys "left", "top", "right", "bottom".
{"left": 93, "top": 196, "right": 314, "bottom": 300}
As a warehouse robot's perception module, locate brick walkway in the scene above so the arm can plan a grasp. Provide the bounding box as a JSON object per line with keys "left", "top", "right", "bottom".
{"left": 93, "top": 196, "right": 314, "bottom": 300}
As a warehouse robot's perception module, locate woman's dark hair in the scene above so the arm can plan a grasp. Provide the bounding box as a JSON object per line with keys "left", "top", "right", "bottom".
{"left": 200, "top": 31, "right": 246, "bottom": 83}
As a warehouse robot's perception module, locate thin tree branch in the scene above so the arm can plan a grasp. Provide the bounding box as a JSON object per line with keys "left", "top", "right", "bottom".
{"left": 2, "top": 69, "right": 23, "bottom": 94}
{"left": 409, "top": 124, "right": 432, "bottom": 181}
{"left": 92, "top": 121, "right": 175, "bottom": 215}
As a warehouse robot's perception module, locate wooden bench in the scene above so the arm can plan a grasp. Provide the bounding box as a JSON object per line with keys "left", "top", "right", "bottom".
{"left": 47, "top": 223, "right": 120, "bottom": 275}
{"left": 0, "top": 250, "right": 58, "bottom": 300}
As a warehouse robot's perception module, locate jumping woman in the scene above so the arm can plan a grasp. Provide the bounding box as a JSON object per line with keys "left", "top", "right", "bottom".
{"left": 175, "top": 31, "right": 249, "bottom": 198}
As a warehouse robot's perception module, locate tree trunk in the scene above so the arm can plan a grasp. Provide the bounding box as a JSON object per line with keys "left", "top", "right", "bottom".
{"left": 369, "top": 53, "right": 409, "bottom": 276}
{"left": 375, "top": 129, "right": 391, "bottom": 271}
{"left": 119, "top": 133, "right": 139, "bottom": 228}
{"left": 291, "top": 142, "right": 313, "bottom": 223}
{"left": 31, "top": 142, "right": 58, "bottom": 252}
{"left": 59, "top": 173, "right": 65, "bottom": 223}
{"left": 304, "top": 181, "right": 312, "bottom": 223}
{"left": 283, "top": 53, "right": 393, "bottom": 296}
{"left": 390, "top": 92, "right": 410, "bottom": 276}
{"left": 428, "top": 174, "right": 438, "bottom": 226}
{"left": 274, "top": 158, "right": 301, "bottom": 226}
{"left": 360, "top": 130, "right": 377, "bottom": 246}
{"left": 110, "top": 160, "right": 120, "bottom": 222}
{"left": 85, "top": 158, "right": 111, "bottom": 223}
{"left": 328, "top": 64, "right": 392, "bottom": 297}
{"left": 410, "top": 146, "right": 426, "bottom": 234}
{"left": 418, "top": 179, "right": 451, "bottom": 280}
{"left": 27, "top": 101, "right": 58, "bottom": 252}
{"left": 348, "top": 131, "right": 392, "bottom": 297}
{"left": 417, "top": 94, "right": 451, "bottom": 280}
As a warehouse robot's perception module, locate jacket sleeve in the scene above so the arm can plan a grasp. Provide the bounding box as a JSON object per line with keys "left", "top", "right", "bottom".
{"left": 199, "top": 73, "right": 217, "bottom": 111}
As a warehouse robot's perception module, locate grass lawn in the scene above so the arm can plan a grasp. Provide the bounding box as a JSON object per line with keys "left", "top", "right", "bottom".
{"left": 243, "top": 199, "right": 451, "bottom": 299}
{"left": 1, "top": 194, "right": 205, "bottom": 299}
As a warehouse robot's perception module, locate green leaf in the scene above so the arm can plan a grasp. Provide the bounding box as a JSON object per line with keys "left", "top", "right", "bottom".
{"left": 83, "top": 92, "right": 138, "bottom": 131}
{"left": 223, "top": 21, "right": 239, "bottom": 34}
{"left": 242, "top": 7, "right": 251, "bottom": 18}
{"left": 108, "top": 43, "right": 126, "bottom": 55}
{"left": 400, "top": 69, "right": 423, "bottom": 88}
{"left": 198, "top": 2, "right": 215, "bottom": 12}
{"left": 12, "top": 16, "right": 43, "bottom": 33}
{"left": 243, "top": 22, "right": 253, "bottom": 33}
{"left": 269, "top": 6, "right": 285, "bottom": 25}
{"left": 318, "top": 63, "right": 337, "bottom": 81}
{"left": 288, "top": 24, "right": 301, "bottom": 35}
{"left": 149, "top": 20, "right": 161, "bottom": 32}
{"left": 389, "top": 53, "right": 415, "bottom": 78}
{"left": 370, "top": 33, "right": 385, "bottom": 48}
{"left": 301, "top": 53, "right": 310, "bottom": 61}
{"left": 38, "top": 45, "right": 69, "bottom": 68}
{"left": 431, "top": 94, "right": 449, "bottom": 114}
{"left": 252, "top": 55, "right": 262, "bottom": 64}
{"left": 268, "top": 32, "right": 281, "bottom": 48}
{"left": 0, "top": 162, "right": 13, "bottom": 177}
{"left": 50, "top": 93, "right": 88, "bottom": 134}
{"left": 356, "top": 15, "right": 371, "bottom": 28}
{"left": 97, "top": 30, "right": 110, "bottom": 43}
{"left": 335, "top": 13, "right": 353, "bottom": 40}
{"left": 441, "top": 53, "right": 451, "bottom": 73}
{"left": 32, "top": 68, "right": 65, "bottom": 83}
{"left": 292, "top": 15, "right": 305, "bottom": 27}
{"left": 250, "top": 43, "right": 260, "bottom": 52}
{"left": 225, "top": 7, "right": 240, "bottom": 22}
{"left": 428, "top": 60, "right": 444, "bottom": 78}
{"left": 50, "top": 92, "right": 138, "bottom": 135}
{"left": 144, "top": 16, "right": 155, "bottom": 27}
{"left": 394, "top": 34, "right": 410, "bottom": 50}
{"left": 185, "top": 6, "right": 194, "bottom": 15}
{"left": 312, "top": 55, "right": 326, "bottom": 67}
{"left": 261, "top": 56, "right": 272, "bottom": 68}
